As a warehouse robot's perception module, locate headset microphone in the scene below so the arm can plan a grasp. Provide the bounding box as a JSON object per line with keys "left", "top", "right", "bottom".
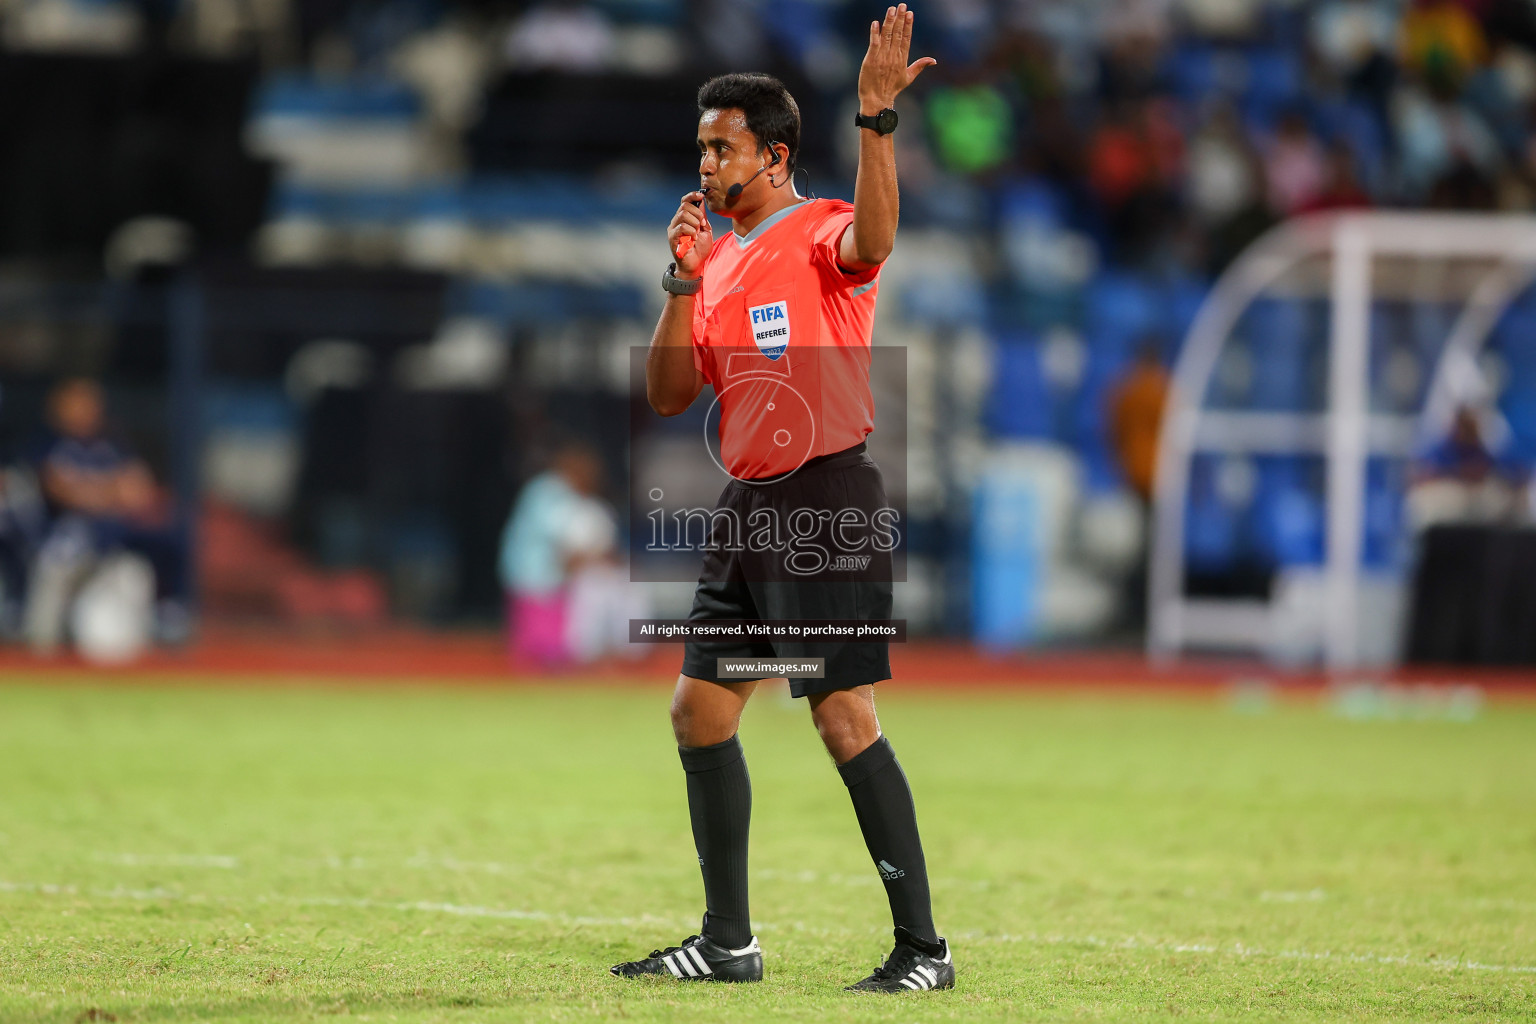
{"left": 727, "top": 146, "right": 781, "bottom": 199}
{"left": 726, "top": 168, "right": 761, "bottom": 199}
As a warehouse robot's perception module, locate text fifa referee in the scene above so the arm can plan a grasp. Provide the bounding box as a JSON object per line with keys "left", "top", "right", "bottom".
{"left": 610, "top": 5, "right": 955, "bottom": 994}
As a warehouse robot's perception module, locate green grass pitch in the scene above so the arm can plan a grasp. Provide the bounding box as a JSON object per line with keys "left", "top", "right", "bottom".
{"left": 1, "top": 678, "right": 1533, "bottom": 1022}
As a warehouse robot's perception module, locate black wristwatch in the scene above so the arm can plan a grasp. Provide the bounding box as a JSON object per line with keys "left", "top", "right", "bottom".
{"left": 854, "top": 107, "right": 899, "bottom": 135}
{"left": 662, "top": 262, "right": 702, "bottom": 296}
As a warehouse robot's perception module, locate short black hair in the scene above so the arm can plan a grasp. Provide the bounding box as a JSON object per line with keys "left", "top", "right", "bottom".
{"left": 697, "top": 73, "right": 800, "bottom": 172}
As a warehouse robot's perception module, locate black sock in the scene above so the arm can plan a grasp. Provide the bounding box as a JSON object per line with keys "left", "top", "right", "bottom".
{"left": 837, "top": 735, "right": 941, "bottom": 952}
{"left": 678, "top": 735, "right": 752, "bottom": 948}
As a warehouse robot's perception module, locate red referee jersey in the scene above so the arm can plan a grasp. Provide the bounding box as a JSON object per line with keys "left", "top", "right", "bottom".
{"left": 690, "top": 198, "right": 880, "bottom": 480}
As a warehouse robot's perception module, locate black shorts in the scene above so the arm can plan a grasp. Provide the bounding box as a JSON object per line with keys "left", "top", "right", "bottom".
{"left": 680, "top": 442, "right": 894, "bottom": 698}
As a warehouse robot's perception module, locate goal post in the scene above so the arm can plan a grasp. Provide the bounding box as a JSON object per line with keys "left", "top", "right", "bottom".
{"left": 1148, "top": 212, "right": 1536, "bottom": 670}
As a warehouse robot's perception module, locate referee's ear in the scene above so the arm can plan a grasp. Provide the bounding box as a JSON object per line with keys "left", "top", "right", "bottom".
{"left": 766, "top": 140, "right": 790, "bottom": 174}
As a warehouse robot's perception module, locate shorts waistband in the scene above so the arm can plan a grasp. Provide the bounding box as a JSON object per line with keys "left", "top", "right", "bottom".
{"left": 734, "top": 441, "right": 869, "bottom": 486}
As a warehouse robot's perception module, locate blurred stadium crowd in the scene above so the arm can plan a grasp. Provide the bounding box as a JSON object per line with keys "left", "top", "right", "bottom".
{"left": 1, "top": 0, "right": 1535, "bottom": 661}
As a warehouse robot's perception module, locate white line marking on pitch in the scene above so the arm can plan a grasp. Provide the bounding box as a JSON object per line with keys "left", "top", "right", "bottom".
{"left": 75, "top": 853, "right": 1520, "bottom": 918}
{"left": 1258, "top": 889, "right": 1326, "bottom": 902}
{"left": 0, "top": 880, "right": 77, "bottom": 895}
{"left": 94, "top": 854, "right": 1514, "bottom": 919}
{"left": 1466, "top": 897, "right": 1536, "bottom": 912}
{"left": 94, "top": 853, "right": 240, "bottom": 869}
{"left": 83, "top": 851, "right": 531, "bottom": 875}
{"left": 0, "top": 879, "right": 691, "bottom": 931}
{"left": 4, "top": 878, "right": 1533, "bottom": 975}
{"left": 403, "top": 854, "right": 518, "bottom": 875}
{"left": 282, "top": 895, "right": 690, "bottom": 930}
{"left": 955, "top": 930, "right": 1536, "bottom": 975}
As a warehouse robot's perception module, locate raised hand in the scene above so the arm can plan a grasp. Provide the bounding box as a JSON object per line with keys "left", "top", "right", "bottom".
{"left": 858, "top": 4, "right": 937, "bottom": 114}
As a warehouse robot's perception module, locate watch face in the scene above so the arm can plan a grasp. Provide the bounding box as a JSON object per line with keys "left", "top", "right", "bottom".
{"left": 878, "top": 109, "right": 898, "bottom": 134}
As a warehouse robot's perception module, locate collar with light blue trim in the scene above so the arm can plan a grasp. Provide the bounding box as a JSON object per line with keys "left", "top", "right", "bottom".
{"left": 732, "top": 198, "right": 815, "bottom": 249}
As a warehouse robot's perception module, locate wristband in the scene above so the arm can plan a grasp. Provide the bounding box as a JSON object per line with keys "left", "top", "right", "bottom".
{"left": 662, "top": 262, "right": 702, "bottom": 296}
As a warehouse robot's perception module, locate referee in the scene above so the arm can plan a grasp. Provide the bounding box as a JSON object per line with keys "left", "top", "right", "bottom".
{"left": 611, "top": 6, "right": 953, "bottom": 993}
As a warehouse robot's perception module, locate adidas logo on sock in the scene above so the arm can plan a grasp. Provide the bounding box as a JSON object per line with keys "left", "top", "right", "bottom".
{"left": 877, "top": 859, "right": 905, "bottom": 880}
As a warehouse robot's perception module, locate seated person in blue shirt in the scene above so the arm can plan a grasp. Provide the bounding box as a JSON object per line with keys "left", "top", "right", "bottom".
{"left": 30, "top": 378, "right": 190, "bottom": 638}
{"left": 1410, "top": 405, "right": 1531, "bottom": 527}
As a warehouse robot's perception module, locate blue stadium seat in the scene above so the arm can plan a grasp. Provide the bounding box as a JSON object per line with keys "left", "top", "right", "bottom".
{"left": 1492, "top": 296, "right": 1536, "bottom": 395}
{"left": 255, "top": 73, "right": 421, "bottom": 120}
{"left": 268, "top": 182, "right": 334, "bottom": 222}
{"left": 1184, "top": 454, "right": 1261, "bottom": 572}
{"left": 1079, "top": 439, "right": 1122, "bottom": 494}
{"left": 339, "top": 188, "right": 411, "bottom": 226}
{"left": 1330, "top": 101, "right": 1389, "bottom": 193}
{"left": 971, "top": 470, "right": 1044, "bottom": 649}
{"left": 1406, "top": 300, "right": 1454, "bottom": 356}
{"left": 1084, "top": 272, "right": 1160, "bottom": 358}
{"left": 1166, "top": 45, "right": 1218, "bottom": 104}
{"left": 203, "top": 382, "right": 298, "bottom": 434}
{"left": 1499, "top": 395, "right": 1536, "bottom": 462}
{"left": 903, "top": 275, "right": 988, "bottom": 329}
{"left": 999, "top": 178, "right": 1067, "bottom": 230}
{"left": 1258, "top": 488, "right": 1325, "bottom": 566}
{"left": 1246, "top": 298, "right": 1308, "bottom": 410}
{"left": 1363, "top": 459, "right": 1406, "bottom": 568}
{"left": 997, "top": 289, "right": 1081, "bottom": 333}
{"left": 760, "top": 0, "right": 832, "bottom": 63}
{"left": 575, "top": 283, "right": 645, "bottom": 319}
{"left": 448, "top": 280, "right": 524, "bottom": 323}
{"left": 444, "top": 280, "right": 643, "bottom": 327}
{"left": 1242, "top": 48, "right": 1303, "bottom": 121}
{"left": 459, "top": 175, "right": 680, "bottom": 226}
{"left": 1257, "top": 2, "right": 1308, "bottom": 48}
{"left": 1254, "top": 457, "right": 1324, "bottom": 566}
{"left": 1164, "top": 279, "right": 1208, "bottom": 359}
{"left": 1072, "top": 359, "right": 1126, "bottom": 448}
{"left": 464, "top": 177, "right": 570, "bottom": 225}
{"left": 409, "top": 183, "right": 466, "bottom": 221}
{"left": 271, "top": 183, "right": 471, "bottom": 229}
{"left": 1185, "top": 498, "right": 1240, "bottom": 572}
{"left": 985, "top": 336, "right": 1052, "bottom": 439}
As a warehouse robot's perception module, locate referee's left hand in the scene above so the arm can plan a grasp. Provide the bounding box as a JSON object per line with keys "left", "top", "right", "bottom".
{"left": 858, "top": 4, "right": 936, "bottom": 112}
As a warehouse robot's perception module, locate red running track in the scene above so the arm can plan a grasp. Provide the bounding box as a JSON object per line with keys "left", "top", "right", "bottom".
{"left": 0, "top": 626, "right": 1532, "bottom": 694}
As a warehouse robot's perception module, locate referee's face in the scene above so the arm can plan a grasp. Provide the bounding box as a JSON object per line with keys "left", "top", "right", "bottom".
{"left": 696, "top": 107, "right": 767, "bottom": 215}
